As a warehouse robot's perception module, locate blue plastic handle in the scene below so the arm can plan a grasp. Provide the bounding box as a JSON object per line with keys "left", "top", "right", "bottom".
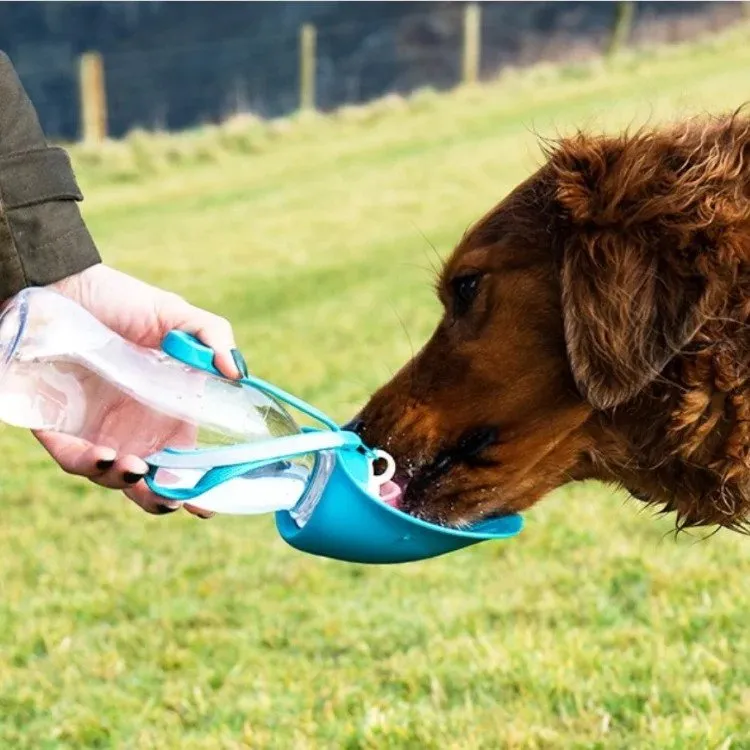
{"left": 147, "top": 430, "right": 364, "bottom": 470}
{"left": 161, "top": 330, "right": 340, "bottom": 431}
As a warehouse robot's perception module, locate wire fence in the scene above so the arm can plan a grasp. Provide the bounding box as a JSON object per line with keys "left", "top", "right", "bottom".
{"left": 8, "top": 1, "right": 746, "bottom": 143}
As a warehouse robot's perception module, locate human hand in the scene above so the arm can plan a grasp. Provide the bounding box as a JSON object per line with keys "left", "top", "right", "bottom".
{"left": 32, "top": 263, "right": 246, "bottom": 518}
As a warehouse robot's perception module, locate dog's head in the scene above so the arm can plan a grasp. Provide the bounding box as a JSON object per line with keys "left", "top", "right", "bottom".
{"left": 355, "top": 113, "right": 750, "bottom": 529}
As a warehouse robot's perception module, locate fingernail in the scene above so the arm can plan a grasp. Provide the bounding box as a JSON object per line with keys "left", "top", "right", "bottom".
{"left": 155, "top": 503, "right": 180, "bottom": 515}
{"left": 231, "top": 348, "right": 249, "bottom": 378}
{"left": 123, "top": 472, "right": 144, "bottom": 485}
{"left": 96, "top": 459, "right": 115, "bottom": 471}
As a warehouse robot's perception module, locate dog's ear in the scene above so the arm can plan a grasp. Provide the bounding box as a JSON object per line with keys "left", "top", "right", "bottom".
{"left": 551, "top": 133, "right": 710, "bottom": 410}
{"left": 559, "top": 226, "right": 705, "bottom": 410}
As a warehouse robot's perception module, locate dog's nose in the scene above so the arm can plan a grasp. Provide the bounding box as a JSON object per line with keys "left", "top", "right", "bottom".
{"left": 342, "top": 418, "right": 365, "bottom": 435}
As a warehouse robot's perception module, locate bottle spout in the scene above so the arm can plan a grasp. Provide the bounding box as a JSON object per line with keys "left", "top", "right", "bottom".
{"left": 367, "top": 449, "right": 397, "bottom": 496}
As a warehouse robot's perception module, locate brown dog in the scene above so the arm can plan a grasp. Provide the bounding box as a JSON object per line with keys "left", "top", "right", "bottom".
{"left": 353, "top": 110, "right": 750, "bottom": 533}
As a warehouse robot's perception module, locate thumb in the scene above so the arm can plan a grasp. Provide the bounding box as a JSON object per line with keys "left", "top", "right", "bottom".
{"left": 166, "top": 302, "right": 245, "bottom": 380}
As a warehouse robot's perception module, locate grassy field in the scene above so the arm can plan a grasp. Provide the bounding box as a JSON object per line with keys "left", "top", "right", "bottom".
{"left": 2, "top": 28, "right": 750, "bottom": 749}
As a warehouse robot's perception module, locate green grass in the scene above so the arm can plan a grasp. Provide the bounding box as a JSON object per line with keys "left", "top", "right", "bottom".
{"left": 3, "top": 27, "right": 750, "bottom": 748}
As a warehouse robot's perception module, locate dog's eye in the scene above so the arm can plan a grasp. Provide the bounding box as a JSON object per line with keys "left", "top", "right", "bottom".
{"left": 450, "top": 273, "right": 483, "bottom": 318}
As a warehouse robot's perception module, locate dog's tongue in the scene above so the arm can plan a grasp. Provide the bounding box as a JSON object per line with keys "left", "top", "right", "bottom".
{"left": 379, "top": 480, "right": 403, "bottom": 508}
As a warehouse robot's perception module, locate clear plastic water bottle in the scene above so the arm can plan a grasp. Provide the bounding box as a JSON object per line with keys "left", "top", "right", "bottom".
{"left": 0, "top": 287, "right": 328, "bottom": 515}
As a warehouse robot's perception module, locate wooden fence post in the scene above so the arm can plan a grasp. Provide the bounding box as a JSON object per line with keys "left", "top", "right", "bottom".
{"left": 79, "top": 51, "right": 107, "bottom": 143}
{"left": 462, "top": 2, "right": 481, "bottom": 85}
{"left": 299, "top": 23, "right": 316, "bottom": 111}
{"left": 606, "top": 1, "right": 635, "bottom": 59}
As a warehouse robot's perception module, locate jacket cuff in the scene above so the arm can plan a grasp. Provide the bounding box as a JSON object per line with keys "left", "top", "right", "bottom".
{"left": 0, "top": 146, "right": 101, "bottom": 301}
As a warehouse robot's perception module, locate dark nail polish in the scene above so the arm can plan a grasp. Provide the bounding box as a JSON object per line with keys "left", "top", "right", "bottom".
{"left": 96, "top": 459, "right": 115, "bottom": 471}
{"left": 155, "top": 504, "right": 179, "bottom": 515}
{"left": 123, "top": 472, "right": 144, "bottom": 485}
{"left": 231, "top": 348, "right": 249, "bottom": 378}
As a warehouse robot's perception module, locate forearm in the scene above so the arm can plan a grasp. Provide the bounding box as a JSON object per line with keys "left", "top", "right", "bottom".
{"left": 0, "top": 51, "right": 100, "bottom": 301}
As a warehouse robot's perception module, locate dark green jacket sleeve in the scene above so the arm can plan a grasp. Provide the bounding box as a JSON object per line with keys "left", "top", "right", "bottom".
{"left": 0, "top": 51, "right": 100, "bottom": 301}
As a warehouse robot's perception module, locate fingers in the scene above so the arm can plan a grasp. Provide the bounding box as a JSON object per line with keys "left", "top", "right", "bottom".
{"left": 34, "top": 431, "right": 118, "bottom": 477}
{"left": 33, "top": 431, "right": 213, "bottom": 518}
{"left": 184, "top": 503, "right": 215, "bottom": 520}
{"left": 123, "top": 484, "right": 181, "bottom": 516}
{"left": 34, "top": 431, "right": 147, "bottom": 488}
{"left": 87, "top": 454, "right": 149, "bottom": 491}
{"left": 123, "top": 483, "right": 214, "bottom": 519}
{"left": 121, "top": 481, "right": 180, "bottom": 516}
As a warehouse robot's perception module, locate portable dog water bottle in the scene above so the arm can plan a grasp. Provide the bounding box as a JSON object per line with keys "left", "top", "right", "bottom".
{"left": 0, "top": 288, "right": 523, "bottom": 564}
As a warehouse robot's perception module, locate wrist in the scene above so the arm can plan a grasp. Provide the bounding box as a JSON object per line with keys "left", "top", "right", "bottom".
{"left": 49, "top": 262, "right": 104, "bottom": 298}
